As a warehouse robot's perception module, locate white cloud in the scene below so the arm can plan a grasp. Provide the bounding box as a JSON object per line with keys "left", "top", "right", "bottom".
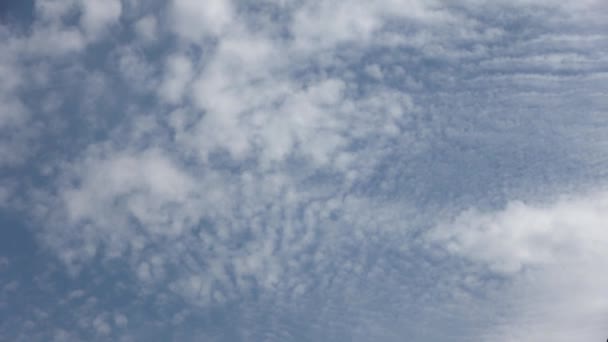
{"left": 92, "top": 315, "right": 111, "bottom": 335}
{"left": 63, "top": 148, "right": 195, "bottom": 226}
{"left": 29, "top": 0, "right": 604, "bottom": 317}
{"left": 1, "top": 0, "right": 607, "bottom": 340}
{"left": 79, "top": 0, "right": 122, "bottom": 40}
{"left": 365, "top": 64, "right": 384, "bottom": 80}
{"left": 159, "top": 54, "right": 194, "bottom": 104}
{"left": 180, "top": 27, "right": 414, "bottom": 166}
{"left": 429, "top": 191, "right": 608, "bottom": 341}
{"left": 485, "top": 259, "right": 608, "bottom": 342}
{"left": 134, "top": 15, "right": 157, "bottom": 42}
{"left": 25, "top": 25, "right": 85, "bottom": 57}
{"left": 35, "top": 0, "right": 78, "bottom": 23}
{"left": 114, "top": 313, "right": 128, "bottom": 327}
{"left": 169, "top": 0, "right": 234, "bottom": 41}
{"left": 115, "top": 46, "right": 158, "bottom": 94}
{"left": 428, "top": 192, "right": 608, "bottom": 274}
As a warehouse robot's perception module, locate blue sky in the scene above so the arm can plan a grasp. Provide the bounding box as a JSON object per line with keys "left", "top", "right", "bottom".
{"left": 0, "top": 0, "right": 607, "bottom": 341}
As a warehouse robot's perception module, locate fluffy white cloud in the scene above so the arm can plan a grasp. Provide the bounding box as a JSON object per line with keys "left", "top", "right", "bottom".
{"left": 159, "top": 54, "right": 194, "bottom": 104}
{"left": 169, "top": 0, "right": 234, "bottom": 41}
{"left": 428, "top": 192, "right": 608, "bottom": 273}
{"left": 36, "top": 0, "right": 122, "bottom": 42}
{"left": 56, "top": 147, "right": 199, "bottom": 264}
{"left": 134, "top": 15, "right": 157, "bottom": 42}
{"left": 79, "top": 0, "right": 122, "bottom": 40}
{"left": 429, "top": 191, "right": 608, "bottom": 341}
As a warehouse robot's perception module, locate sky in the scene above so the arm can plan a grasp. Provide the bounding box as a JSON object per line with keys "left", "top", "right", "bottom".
{"left": 0, "top": 0, "right": 607, "bottom": 341}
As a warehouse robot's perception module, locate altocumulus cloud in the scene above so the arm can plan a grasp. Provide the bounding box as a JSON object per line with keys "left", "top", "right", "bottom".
{"left": 0, "top": 0, "right": 607, "bottom": 341}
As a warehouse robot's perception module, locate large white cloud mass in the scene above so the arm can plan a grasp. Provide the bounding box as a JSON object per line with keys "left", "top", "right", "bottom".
{"left": 0, "top": 0, "right": 607, "bottom": 341}
{"left": 429, "top": 192, "right": 608, "bottom": 341}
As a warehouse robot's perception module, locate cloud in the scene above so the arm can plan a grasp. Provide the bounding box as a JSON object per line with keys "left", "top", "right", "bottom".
{"left": 25, "top": 26, "right": 85, "bottom": 57}
{"left": 0, "top": 33, "right": 34, "bottom": 168}
{"left": 1, "top": 0, "right": 607, "bottom": 340}
{"left": 158, "top": 54, "right": 193, "bottom": 104}
{"left": 134, "top": 15, "right": 157, "bottom": 42}
{"left": 428, "top": 192, "right": 608, "bottom": 273}
{"left": 169, "top": 0, "right": 234, "bottom": 41}
{"left": 428, "top": 191, "right": 608, "bottom": 341}
{"left": 79, "top": 0, "right": 122, "bottom": 40}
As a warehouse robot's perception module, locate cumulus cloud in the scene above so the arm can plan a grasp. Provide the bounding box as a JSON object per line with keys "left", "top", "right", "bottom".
{"left": 429, "top": 191, "right": 608, "bottom": 341}
{"left": 169, "top": 0, "right": 234, "bottom": 41}
{"left": 79, "top": 0, "right": 122, "bottom": 40}
{"left": 159, "top": 54, "right": 193, "bottom": 104}
{"left": 134, "top": 15, "right": 157, "bottom": 42}
{"left": 429, "top": 192, "right": 608, "bottom": 273}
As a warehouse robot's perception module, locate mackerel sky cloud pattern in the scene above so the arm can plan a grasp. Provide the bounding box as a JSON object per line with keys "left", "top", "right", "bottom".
{"left": 0, "top": 0, "right": 607, "bottom": 341}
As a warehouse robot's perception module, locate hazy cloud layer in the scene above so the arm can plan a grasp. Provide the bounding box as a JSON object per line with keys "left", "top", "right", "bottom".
{"left": 0, "top": 0, "right": 607, "bottom": 341}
